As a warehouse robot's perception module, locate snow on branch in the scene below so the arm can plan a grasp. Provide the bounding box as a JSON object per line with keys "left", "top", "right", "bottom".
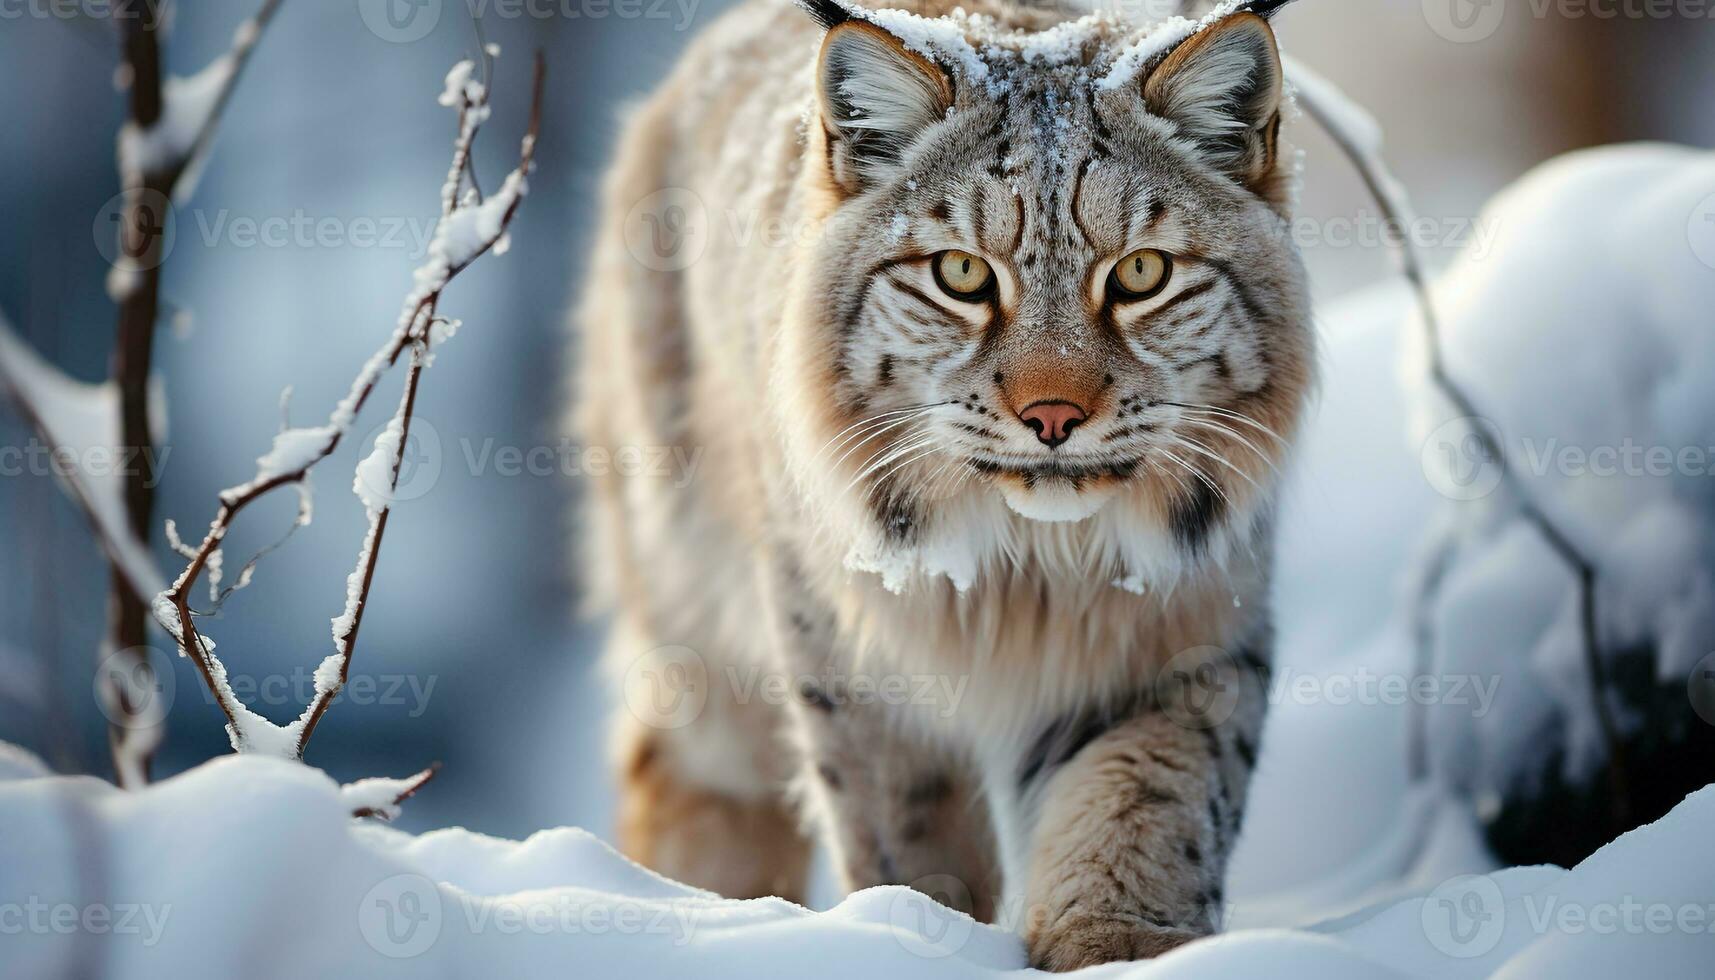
{"left": 118, "top": 0, "right": 284, "bottom": 193}
{"left": 343, "top": 763, "right": 441, "bottom": 822}
{"left": 0, "top": 313, "right": 165, "bottom": 603}
{"left": 152, "top": 52, "right": 547, "bottom": 762}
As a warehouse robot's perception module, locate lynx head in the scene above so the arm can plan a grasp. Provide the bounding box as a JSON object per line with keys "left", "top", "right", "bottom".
{"left": 780, "top": 2, "right": 1313, "bottom": 589}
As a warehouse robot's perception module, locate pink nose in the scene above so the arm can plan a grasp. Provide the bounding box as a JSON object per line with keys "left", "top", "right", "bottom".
{"left": 1018, "top": 401, "right": 1088, "bottom": 449}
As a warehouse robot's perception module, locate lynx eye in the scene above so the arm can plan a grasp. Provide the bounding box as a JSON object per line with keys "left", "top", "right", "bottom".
{"left": 1109, "top": 249, "right": 1172, "bottom": 301}
{"left": 932, "top": 250, "right": 995, "bottom": 301}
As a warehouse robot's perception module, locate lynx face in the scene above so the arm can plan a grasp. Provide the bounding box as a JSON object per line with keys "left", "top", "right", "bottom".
{"left": 788, "top": 9, "right": 1312, "bottom": 560}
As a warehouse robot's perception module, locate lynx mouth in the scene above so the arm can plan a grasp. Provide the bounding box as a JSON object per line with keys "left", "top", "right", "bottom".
{"left": 969, "top": 457, "right": 1136, "bottom": 523}
{"left": 968, "top": 457, "right": 1144, "bottom": 486}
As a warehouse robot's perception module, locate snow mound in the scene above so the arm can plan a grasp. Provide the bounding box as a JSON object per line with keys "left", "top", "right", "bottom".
{"left": 1408, "top": 145, "right": 1715, "bottom": 799}
{"left": 1, "top": 749, "right": 1709, "bottom": 978}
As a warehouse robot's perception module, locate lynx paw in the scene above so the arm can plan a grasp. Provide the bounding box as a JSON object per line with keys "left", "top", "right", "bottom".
{"left": 1026, "top": 912, "right": 1203, "bottom": 972}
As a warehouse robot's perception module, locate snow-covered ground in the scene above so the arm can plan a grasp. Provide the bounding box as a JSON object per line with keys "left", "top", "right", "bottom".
{"left": 2, "top": 745, "right": 1710, "bottom": 978}
{"left": 3, "top": 145, "right": 1711, "bottom": 978}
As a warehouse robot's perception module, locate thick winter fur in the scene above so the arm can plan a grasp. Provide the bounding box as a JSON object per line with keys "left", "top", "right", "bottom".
{"left": 574, "top": 0, "right": 1312, "bottom": 969}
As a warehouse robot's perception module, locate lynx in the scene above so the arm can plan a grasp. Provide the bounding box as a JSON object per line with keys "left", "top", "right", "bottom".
{"left": 573, "top": 0, "right": 1311, "bottom": 968}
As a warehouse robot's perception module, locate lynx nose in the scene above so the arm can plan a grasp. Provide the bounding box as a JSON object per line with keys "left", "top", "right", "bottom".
{"left": 1018, "top": 401, "right": 1088, "bottom": 449}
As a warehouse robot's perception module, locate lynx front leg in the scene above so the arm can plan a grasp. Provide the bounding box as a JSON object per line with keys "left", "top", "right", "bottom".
{"left": 1019, "top": 645, "right": 1269, "bottom": 972}
{"left": 790, "top": 686, "right": 1001, "bottom": 922}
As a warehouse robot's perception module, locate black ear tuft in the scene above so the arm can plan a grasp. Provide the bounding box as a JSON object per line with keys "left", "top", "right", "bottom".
{"left": 796, "top": 0, "right": 853, "bottom": 31}
{"left": 1243, "top": 0, "right": 1299, "bottom": 19}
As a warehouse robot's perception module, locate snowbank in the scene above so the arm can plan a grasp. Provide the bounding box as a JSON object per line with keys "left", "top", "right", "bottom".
{"left": 0, "top": 750, "right": 1709, "bottom": 979}
{"left": 1405, "top": 145, "right": 1715, "bottom": 858}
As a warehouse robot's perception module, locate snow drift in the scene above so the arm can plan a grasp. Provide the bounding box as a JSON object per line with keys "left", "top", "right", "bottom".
{"left": 1, "top": 747, "right": 1710, "bottom": 979}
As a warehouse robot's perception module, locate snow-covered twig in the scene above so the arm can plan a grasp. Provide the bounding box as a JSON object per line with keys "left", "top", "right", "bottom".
{"left": 344, "top": 763, "right": 442, "bottom": 821}
{"left": 1287, "top": 58, "right": 1630, "bottom": 821}
{"left": 153, "top": 53, "right": 547, "bottom": 762}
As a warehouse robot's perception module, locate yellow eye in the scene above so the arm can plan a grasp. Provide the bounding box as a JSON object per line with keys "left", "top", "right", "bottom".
{"left": 1110, "top": 249, "right": 1172, "bottom": 300}
{"left": 932, "top": 250, "right": 995, "bottom": 301}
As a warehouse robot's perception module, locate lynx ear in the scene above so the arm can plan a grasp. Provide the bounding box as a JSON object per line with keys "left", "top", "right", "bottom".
{"left": 1143, "top": 13, "right": 1284, "bottom": 189}
{"left": 816, "top": 21, "right": 953, "bottom": 191}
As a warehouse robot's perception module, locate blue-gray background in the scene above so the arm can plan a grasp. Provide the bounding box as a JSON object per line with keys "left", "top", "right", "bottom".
{"left": 1, "top": 0, "right": 1710, "bottom": 842}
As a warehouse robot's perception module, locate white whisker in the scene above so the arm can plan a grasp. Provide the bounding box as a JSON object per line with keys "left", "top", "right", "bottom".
{"left": 1178, "top": 416, "right": 1279, "bottom": 477}
{"left": 1156, "top": 448, "right": 1232, "bottom": 509}
{"left": 1167, "top": 402, "right": 1289, "bottom": 447}
{"left": 1169, "top": 434, "right": 1263, "bottom": 494}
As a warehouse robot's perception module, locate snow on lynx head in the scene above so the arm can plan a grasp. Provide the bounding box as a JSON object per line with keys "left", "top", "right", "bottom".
{"left": 777, "top": 1, "right": 1313, "bottom": 587}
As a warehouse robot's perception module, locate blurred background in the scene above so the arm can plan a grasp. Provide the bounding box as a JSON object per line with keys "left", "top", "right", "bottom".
{"left": 0, "top": 0, "right": 1711, "bottom": 845}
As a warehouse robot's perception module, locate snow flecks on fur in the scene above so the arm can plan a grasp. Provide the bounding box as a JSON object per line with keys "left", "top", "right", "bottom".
{"left": 834, "top": 2, "right": 1256, "bottom": 101}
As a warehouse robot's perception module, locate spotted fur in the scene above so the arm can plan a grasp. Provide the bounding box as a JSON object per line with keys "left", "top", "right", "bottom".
{"left": 573, "top": 0, "right": 1312, "bottom": 970}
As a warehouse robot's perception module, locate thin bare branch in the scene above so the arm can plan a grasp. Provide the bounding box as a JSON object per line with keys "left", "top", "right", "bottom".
{"left": 154, "top": 54, "right": 548, "bottom": 760}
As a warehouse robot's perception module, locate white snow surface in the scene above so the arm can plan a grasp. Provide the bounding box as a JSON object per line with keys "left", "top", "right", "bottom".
{"left": 1, "top": 753, "right": 1709, "bottom": 979}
